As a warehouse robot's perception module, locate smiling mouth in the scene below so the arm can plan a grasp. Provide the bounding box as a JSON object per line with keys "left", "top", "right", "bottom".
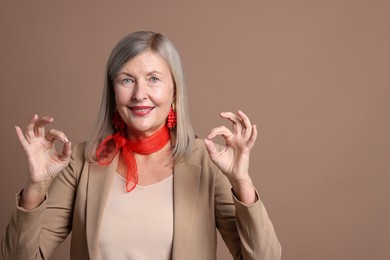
{"left": 129, "top": 106, "right": 154, "bottom": 116}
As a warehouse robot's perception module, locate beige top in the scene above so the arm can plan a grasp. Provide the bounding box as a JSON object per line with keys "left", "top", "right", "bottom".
{"left": 98, "top": 173, "right": 174, "bottom": 260}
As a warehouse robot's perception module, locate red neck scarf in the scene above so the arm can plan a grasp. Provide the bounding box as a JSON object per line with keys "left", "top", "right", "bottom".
{"left": 96, "top": 125, "right": 171, "bottom": 192}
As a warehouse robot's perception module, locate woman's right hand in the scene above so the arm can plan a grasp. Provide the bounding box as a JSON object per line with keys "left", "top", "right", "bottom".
{"left": 15, "top": 115, "right": 71, "bottom": 208}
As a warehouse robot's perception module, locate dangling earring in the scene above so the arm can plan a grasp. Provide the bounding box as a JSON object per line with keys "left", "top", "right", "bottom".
{"left": 167, "top": 104, "right": 177, "bottom": 129}
{"left": 112, "top": 111, "right": 126, "bottom": 132}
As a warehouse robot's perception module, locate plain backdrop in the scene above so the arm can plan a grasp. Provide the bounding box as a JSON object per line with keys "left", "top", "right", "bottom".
{"left": 1, "top": 1, "right": 389, "bottom": 259}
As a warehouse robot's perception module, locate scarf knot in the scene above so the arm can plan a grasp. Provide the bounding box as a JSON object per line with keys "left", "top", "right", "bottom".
{"left": 96, "top": 125, "right": 171, "bottom": 192}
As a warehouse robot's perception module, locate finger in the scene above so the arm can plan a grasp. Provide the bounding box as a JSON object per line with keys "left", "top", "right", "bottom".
{"left": 45, "top": 129, "right": 69, "bottom": 143}
{"left": 15, "top": 125, "right": 30, "bottom": 151}
{"left": 237, "top": 110, "right": 253, "bottom": 139}
{"left": 59, "top": 141, "right": 72, "bottom": 161}
{"left": 204, "top": 139, "right": 218, "bottom": 157}
{"left": 26, "top": 114, "right": 39, "bottom": 140}
{"left": 237, "top": 110, "right": 252, "bottom": 129}
{"left": 219, "top": 112, "right": 243, "bottom": 134}
{"left": 247, "top": 124, "right": 258, "bottom": 149}
{"left": 34, "top": 116, "right": 54, "bottom": 137}
{"left": 207, "top": 125, "right": 233, "bottom": 140}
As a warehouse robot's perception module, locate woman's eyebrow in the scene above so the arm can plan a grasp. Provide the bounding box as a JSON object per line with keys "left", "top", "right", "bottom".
{"left": 116, "top": 72, "right": 134, "bottom": 77}
{"left": 146, "top": 70, "right": 163, "bottom": 76}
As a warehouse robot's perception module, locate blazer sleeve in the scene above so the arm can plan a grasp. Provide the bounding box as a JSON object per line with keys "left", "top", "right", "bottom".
{"left": 1, "top": 143, "right": 83, "bottom": 260}
{"left": 214, "top": 170, "right": 282, "bottom": 260}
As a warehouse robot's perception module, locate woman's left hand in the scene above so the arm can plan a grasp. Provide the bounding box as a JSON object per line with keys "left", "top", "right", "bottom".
{"left": 204, "top": 110, "right": 258, "bottom": 203}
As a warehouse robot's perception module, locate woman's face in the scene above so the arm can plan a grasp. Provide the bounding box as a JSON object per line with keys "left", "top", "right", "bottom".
{"left": 114, "top": 50, "right": 174, "bottom": 138}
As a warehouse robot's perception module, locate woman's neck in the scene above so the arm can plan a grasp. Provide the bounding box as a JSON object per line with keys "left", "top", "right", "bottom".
{"left": 117, "top": 142, "right": 173, "bottom": 186}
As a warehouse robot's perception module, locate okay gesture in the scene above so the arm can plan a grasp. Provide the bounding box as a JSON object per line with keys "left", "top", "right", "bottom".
{"left": 204, "top": 110, "right": 258, "bottom": 204}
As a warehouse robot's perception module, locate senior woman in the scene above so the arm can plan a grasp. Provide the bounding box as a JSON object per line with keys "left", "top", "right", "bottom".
{"left": 2, "top": 31, "right": 281, "bottom": 259}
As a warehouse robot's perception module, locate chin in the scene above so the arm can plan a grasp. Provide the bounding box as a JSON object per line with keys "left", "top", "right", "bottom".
{"left": 127, "top": 124, "right": 164, "bottom": 137}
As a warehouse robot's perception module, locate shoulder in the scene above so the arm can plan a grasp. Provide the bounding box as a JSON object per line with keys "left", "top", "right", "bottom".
{"left": 64, "top": 142, "right": 88, "bottom": 180}
{"left": 70, "top": 141, "right": 87, "bottom": 162}
{"left": 192, "top": 138, "right": 223, "bottom": 155}
{"left": 189, "top": 138, "right": 208, "bottom": 160}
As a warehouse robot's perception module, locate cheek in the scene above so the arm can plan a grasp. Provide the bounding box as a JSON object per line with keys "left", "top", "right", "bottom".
{"left": 154, "top": 88, "right": 173, "bottom": 106}
{"left": 165, "top": 84, "right": 175, "bottom": 103}
{"left": 114, "top": 87, "right": 129, "bottom": 105}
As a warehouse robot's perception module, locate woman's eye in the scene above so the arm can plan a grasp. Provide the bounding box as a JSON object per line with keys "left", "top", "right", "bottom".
{"left": 122, "top": 78, "right": 133, "bottom": 84}
{"left": 150, "top": 76, "right": 159, "bottom": 83}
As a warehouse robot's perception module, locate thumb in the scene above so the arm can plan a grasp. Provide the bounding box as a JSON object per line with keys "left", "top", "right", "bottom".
{"left": 204, "top": 139, "right": 218, "bottom": 157}
{"left": 59, "top": 142, "right": 72, "bottom": 161}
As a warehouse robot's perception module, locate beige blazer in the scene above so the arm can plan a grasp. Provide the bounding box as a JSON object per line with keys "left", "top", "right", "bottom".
{"left": 2, "top": 139, "right": 281, "bottom": 260}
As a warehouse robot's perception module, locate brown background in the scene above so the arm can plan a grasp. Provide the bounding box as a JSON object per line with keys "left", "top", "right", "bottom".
{"left": 1, "top": 1, "right": 389, "bottom": 259}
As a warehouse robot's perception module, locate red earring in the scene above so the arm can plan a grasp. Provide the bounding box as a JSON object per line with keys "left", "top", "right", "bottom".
{"left": 167, "top": 105, "right": 176, "bottom": 129}
{"left": 112, "top": 112, "right": 126, "bottom": 132}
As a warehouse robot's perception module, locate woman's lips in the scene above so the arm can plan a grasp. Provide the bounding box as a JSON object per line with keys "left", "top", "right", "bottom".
{"left": 129, "top": 106, "right": 154, "bottom": 116}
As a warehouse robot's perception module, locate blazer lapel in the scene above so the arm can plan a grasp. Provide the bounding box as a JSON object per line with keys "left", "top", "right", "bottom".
{"left": 85, "top": 154, "right": 118, "bottom": 258}
{"left": 172, "top": 161, "right": 201, "bottom": 260}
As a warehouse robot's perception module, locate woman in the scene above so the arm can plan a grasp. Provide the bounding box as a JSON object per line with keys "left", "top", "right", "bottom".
{"left": 2, "top": 31, "right": 281, "bottom": 259}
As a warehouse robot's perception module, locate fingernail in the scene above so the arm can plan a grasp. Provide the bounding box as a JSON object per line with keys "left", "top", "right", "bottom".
{"left": 64, "top": 138, "right": 69, "bottom": 143}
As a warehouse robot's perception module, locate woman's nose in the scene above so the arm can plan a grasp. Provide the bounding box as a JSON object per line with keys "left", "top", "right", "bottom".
{"left": 131, "top": 81, "right": 147, "bottom": 101}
